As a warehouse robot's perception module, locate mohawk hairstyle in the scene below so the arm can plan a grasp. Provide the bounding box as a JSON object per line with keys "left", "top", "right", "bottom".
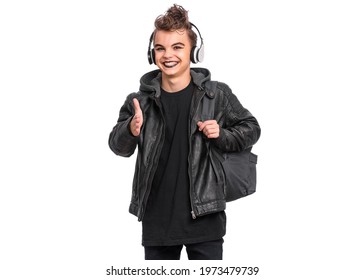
{"left": 154, "top": 4, "right": 197, "bottom": 47}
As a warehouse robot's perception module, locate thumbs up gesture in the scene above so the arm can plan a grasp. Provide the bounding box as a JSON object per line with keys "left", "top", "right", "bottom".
{"left": 130, "top": 98, "right": 143, "bottom": 137}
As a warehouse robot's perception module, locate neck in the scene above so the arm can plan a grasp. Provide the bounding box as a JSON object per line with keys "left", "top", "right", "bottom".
{"left": 161, "top": 71, "right": 191, "bottom": 93}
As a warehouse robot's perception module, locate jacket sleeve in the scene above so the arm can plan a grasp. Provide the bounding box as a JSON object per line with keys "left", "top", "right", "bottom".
{"left": 108, "top": 93, "right": 139, "bottom": 157}
{"left": 212, "top": 83, "right": 261, "bottom": 152}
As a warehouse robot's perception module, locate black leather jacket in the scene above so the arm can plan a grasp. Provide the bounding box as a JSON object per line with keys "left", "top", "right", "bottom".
{"left": 109, "top": 68, "right": 260, "bottom": 221}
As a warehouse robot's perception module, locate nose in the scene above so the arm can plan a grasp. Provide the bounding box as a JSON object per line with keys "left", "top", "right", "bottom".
{"left": 163, "top": 48, "right": 173, "bottom": 59}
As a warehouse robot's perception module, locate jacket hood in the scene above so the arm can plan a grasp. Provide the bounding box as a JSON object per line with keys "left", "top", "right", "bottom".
{"left": 139, "top": 68, "right": 211, "bottom": 97}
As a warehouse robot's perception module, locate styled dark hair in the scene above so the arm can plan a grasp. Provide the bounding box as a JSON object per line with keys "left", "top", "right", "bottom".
{"left": 154, "top": 4, "right": 197, "bottom": 47}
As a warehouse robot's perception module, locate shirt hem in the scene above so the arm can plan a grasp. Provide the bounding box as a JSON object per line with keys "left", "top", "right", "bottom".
{"left": 142, "top": 233, "right": 226, "bottom": 247}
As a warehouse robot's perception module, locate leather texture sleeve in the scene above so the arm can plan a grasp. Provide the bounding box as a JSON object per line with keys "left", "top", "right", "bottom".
{"left": 108, "top": 93, "right": 139, "bottom": 157}
{"left": 211, "top": 83, "right": 261, "bottom": 152}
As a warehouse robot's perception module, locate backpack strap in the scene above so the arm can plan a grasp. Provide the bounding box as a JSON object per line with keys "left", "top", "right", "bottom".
{"left": 204, "top": 80, "right": 218, "bottom": 96}
{"left": 201, "top": 81, "right": 217, "bottom": 119}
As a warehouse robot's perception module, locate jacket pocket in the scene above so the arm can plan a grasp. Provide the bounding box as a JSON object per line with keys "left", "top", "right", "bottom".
{"left": 221, "top": 149, "right": 257, "bottom": 202}
{"left": 207, "top": 142, "right": 226, "bottom": 194}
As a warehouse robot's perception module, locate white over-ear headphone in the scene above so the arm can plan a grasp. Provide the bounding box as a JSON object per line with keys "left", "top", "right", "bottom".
{"left": 147, "top": 22, "right": 204, "bottom": 65}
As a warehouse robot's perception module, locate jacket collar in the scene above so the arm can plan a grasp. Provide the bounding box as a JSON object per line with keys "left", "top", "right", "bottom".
{"left": 139, "top": 68, "right": 212, "bottom": 98}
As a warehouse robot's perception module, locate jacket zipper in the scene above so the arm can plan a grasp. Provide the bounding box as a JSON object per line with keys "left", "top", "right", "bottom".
{"left": 188, "top": 86, "right": 206, "bottom": 219}
{"left": 138, "top": 96, "right": 165, "bottom": 221}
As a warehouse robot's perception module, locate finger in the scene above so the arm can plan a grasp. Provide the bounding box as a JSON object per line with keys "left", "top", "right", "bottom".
{"left": 197, "top": 120, "right": 210, "bottom": 131}
{"left": 204, "top": 120, "right": 217, "bottom": 125}
{"left": 202, "top": 123, "right": 219, "bottom": 138}
{"left": 133, "top": 119, "right": 141, "bottom": 127}
{"left": 198, "top": 120, "right": 217, "bottom": 131}
{"left": 204, "top": 127, "right": 218, "bottom": 135}
{"left": 130, "top": 120, "right": 141, "bottom": 136}
{"left": 207, "top": 132, "right": 219, "bottom": 138}
{"left": 205, "top": 126, "right": 219, "bottom": 137}
{"left": 133, "top": 98, "right": 141, "bottom": 113}
{"left": 197, "top": 122, "right": 205, "bottom": 131}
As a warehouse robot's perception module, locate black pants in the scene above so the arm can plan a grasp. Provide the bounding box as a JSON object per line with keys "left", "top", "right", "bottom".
{"left": 144, "top": 238, "right": 223, "bottom": 260}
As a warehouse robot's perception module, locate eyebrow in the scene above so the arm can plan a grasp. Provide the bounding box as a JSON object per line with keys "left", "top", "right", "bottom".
{"left": 154, "top": 42, "right": 185, "bottom": 48}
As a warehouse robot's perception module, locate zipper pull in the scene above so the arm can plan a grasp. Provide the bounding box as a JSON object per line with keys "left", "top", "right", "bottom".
{"left": 191, "top": 211, "right": 196, "bottom": 219}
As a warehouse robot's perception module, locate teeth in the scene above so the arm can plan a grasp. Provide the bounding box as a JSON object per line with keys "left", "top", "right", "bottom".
{"left": 164, "top": 62, "right": 178, "bottom": 68}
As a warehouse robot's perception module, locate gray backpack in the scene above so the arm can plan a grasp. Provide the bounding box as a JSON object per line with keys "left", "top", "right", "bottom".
{"left": 202, "top": 82, "right": 258, "bottom": 202}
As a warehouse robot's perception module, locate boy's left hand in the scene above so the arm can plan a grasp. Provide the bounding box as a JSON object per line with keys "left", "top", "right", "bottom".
{"left": 197, "top": 120, "right": 220, "bottom": 138}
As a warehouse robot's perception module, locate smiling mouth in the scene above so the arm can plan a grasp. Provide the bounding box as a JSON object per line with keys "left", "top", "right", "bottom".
{"left": 163, "top": 61, "right": 178, "bottom": 68}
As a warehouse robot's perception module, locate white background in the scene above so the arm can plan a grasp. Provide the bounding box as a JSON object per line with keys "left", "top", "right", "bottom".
{"left": 1, "top": 0, "right": 363, "bottom": 279}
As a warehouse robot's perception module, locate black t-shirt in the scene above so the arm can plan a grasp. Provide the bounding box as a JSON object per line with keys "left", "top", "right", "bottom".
{"left": 142, "top": 80, "right": 226, "bottom": 246}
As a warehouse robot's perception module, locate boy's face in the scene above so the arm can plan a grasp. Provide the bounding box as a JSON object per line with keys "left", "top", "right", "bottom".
{"left": 153, "top": 29, "right": 192, "bottom": 80}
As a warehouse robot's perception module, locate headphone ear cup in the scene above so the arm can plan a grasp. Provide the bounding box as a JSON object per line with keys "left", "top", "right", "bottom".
{"left": 151, "top": 48, "right": 155, "bottom": 64}
{"left": 148, "top": 50, "right": 152, "bottom": 64}
{"left": 197, "top": 44, "right": 204, "bottom": 63}
{"left": 190, "top": 44, "right": 204, "bottom": 63}
{"left": 148, "top": 48, "right": 156, "bottom": 65}
{"left": 190, "top": 46, "right": 197, "bottom": 64}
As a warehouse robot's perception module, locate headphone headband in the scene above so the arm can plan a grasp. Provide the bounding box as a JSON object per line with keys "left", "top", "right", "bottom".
{"left": 147, "top": 22, "right": 204, "bottom": 65}
{"left": 190, "top": 22, "right": 204, "bottom": 46}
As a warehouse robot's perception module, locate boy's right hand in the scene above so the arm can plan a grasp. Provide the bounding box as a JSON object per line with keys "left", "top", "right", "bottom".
{"left": 130, "top": 98, "right": 143, "bottom": 137}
